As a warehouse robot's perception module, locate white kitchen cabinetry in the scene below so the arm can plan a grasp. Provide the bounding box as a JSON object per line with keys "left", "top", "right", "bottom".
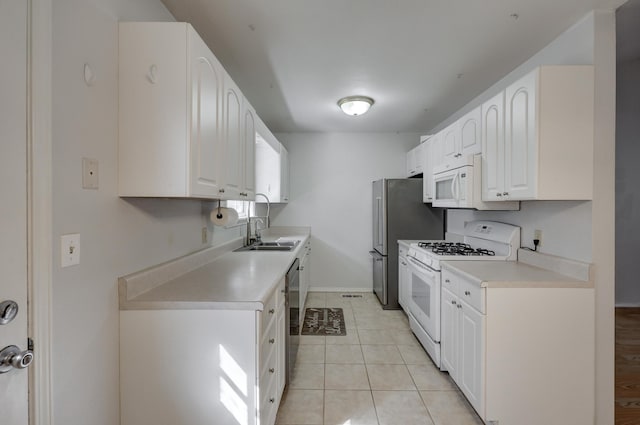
{"left": 458, "top": 107, "right": 482, "bottom": 157}
{"left": 397, "top": 243, "right": 410, "bottom": 310}
{"left": 440, "top": 121, "right": 459, "bottom": 163}
{"left": 406, "top": 143, "right": 425, "bottom": 177}
{"left": 299, "top": 240, "right": 311, "bottom": 324}
{"left": 255, "top": 117, "right": 289, "bottom": 203}
{"left": 423, "top": 132, "right": 444, "bottom": 202}
{"left": 440, "top": 264, "right": 595, "bottom": 425}
{"left": 440, "top": 273, "right": 485, "bottom": 414}
{"left": 120, "top": 278, "right": 287, "bottom": 425}
{"left": 481, "top": 66, "right": 594, "bottom": 201}
{"left": 118, "top": 22, "right": 255, "bottom": 200}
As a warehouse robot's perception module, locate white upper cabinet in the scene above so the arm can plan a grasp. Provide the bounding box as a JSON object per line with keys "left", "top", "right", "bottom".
{"left": 482, "top": 66, "right": 594, "bottom": 201}
{"left": 458, "top": 107, "right": 482, "bottom": 157}
{"left": 406, "top": 143, "right": 425, "bottom": 177}
{"left": 280, "top": 145, "right": 290, "bottom": 202}
{"left": 242, "top": 98, "right": 257, "bottom": 199}
{"left": 441, "top": 121, "right": 459, "bottom": 162}
{"left": 441, "top": 107, "right": 481, "bottom": 164}
{"left": 118, "top": 22, "right": 256, "bottom": 200}
{"left": 422, "top": 134, "right": 441, "bottom": 203}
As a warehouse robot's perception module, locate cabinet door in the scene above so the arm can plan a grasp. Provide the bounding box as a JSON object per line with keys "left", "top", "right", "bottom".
{"left": 398, "top": 255, "right": 407, "bottom": 310}
{"left": 406, "top": 149, "right": 416, "bottom": 176}
{"left": 276, "top": 306, "right": 286, "bottom": 401}
{"left": 459, "top": 300, "right": 485, "bottom": 415}
{"left": 414, "top": 143, "right": 425, "bottom": 175}
{"left": 422, "top": 140, "right": 433, "bottom": 203}
{"left": 280, "top": 145, "right": 289, "bottom": 202}
{"left": 441, "top": 122, "right": 459, "bottom": 162}
{"left": 242, "top": 100, "right": 256, "bottom": 199}
{"left": 504, "top": 69, "right": 537, "bottom": 200}
{"left": 440, "top": 288, "right": 459, "bottom": 380}
{"left": 459, "top": 106, "right": 482, "bottom": 156}
{"left": 221, "top": 75, "right": 243, "bottom": 199}
{"left": 481, "top": 92, "right": 505, "bottom": 201}
{"left": 189, "top": 29, "right": 223, "bottom": 197}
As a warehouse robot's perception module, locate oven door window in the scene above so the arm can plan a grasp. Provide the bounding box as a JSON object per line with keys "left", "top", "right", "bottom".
{"left": 408, "top": 261, "right": 440, "bottom": 341}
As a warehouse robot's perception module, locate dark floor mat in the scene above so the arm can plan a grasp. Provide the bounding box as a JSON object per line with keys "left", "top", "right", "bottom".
{"left": 301, "top": 308, "right": 346, "bottom": 336}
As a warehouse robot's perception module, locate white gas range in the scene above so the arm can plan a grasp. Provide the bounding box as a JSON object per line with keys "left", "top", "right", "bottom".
{"left": 404, "top": 221, "right": 520, "bottom": 369}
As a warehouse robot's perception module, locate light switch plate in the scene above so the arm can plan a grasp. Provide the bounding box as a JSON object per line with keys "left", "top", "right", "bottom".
{"left": 82, "top": 157, "right": 99, "bottom": 189}
{"left": 61, "top": 233, "right": 80, "bottom": 267}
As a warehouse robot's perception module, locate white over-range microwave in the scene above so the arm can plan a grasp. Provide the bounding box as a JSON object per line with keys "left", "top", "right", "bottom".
{"left": 432, "top": 155, "right": 520, "bottom": 210}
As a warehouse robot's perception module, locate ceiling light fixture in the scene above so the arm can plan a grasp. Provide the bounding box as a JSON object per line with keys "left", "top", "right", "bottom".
{"left": 337, "top": 96, "right": 374, "bottom": 116}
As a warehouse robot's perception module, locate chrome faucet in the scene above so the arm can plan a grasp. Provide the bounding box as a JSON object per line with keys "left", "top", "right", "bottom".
{"left": 246, "top": 193, "right": 271, "bottom": 245}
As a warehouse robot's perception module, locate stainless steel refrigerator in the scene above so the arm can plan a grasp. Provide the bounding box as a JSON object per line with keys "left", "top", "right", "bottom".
{"left": 371, "top": 178, "right": 444, "bottom": 309}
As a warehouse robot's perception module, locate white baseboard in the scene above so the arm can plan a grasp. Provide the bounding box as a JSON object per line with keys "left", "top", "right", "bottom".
{"left": 309, "top": 287, "right": 373, "bottom": 293}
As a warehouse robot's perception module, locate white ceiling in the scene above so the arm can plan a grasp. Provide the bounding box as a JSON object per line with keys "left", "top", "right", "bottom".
{"left": 160, "top": 0, "right": 626, "bottom": 134}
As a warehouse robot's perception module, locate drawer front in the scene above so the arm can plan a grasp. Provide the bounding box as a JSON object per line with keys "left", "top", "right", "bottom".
{"left": 457, "top": 275, "right": 485, "bottom": 314}
{"left": 442, "top": 269, "right": 459, "bottom": 295}
{"left": 260, "top": 290, "right": 278, "bottom": 334}
{"left": 260, "top": 317, "right": 278, "bottom": 362}
{"left": 259, "top": 370, "right": 278, "bottom": 425}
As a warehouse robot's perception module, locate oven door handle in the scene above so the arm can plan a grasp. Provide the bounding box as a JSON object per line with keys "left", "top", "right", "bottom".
{"left": 407, "top": 257, "right": 438, "bottom": 277}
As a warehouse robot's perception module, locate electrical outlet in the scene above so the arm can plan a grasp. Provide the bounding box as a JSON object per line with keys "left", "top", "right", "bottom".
{"left": 534, "top": 229, "right": 542, "bottom": 241}
{"left": 61, "top": 233, "right": 80, "bottom": 267}
{"left": 201, "top": 227, "right": 208, "bottom": 243}
{"left": 82, "top": 157, "right": 99, "bottom": 189}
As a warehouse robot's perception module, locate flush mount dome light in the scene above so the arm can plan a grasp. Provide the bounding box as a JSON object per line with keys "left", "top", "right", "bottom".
{"left": 337, "top": 96, "right": 374, "bottom": 116}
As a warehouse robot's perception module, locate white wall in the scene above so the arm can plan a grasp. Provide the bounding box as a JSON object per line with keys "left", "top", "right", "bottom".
{"left": 448, "top": 202, "right": 592, "bottom": 262}
{"left": 615, "top": 6, "right": 640, "bottom": 305}
{"left": 51, "top": 1, "right": 241, "bottom": 423}
{"left": 270, "top": 132, "right": 416, "bottom": 291}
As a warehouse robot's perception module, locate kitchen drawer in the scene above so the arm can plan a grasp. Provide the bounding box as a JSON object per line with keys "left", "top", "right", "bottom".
{"left": 260, "top": 289, "right": 278, "bottom": 334}
{"left": 259, "top": 369, "right": 278, "bottom": 425}
{"left": 442, "top": 270, "right": 459, "bottom": 295}
{"left": 457, "top": 275, "right": 485, "bottom": 314}
{"left": 260, "top": 316, "right": 278, "bottom": 362}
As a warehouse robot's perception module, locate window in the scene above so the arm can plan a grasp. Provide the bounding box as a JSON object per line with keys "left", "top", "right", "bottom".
{"left": 224, "top": 200, "right": 253, "bottom": 222}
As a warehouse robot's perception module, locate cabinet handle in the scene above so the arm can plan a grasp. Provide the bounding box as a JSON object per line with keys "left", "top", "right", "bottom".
{"left": 219, "top": 188, "right": 225, "bottom": 193}
{"left": 457, "top": 304, "right": 462, "bottom": 309}
{"left": 269, "top": 338, "right": 275, "bottom": 344}
{"left": 445, "top": 279, "right": 450, "bottom": 283}
{"left": 451, "top": 300, "right": 457, "bottom": 305}
{"left": 464, "top": 290, "right": 471, "bottom": 296}
{"left": 269, "top": 308, "right": 275, "bottom": 314}
{"left": 269, "top": 367, "right": 275, "bottom": 373}
{"left": 502, "top": 192, "right": 509, "bottom": 196}
{"left": 496, "top": 193, "right": 502, "bottom": 197}
{"left": 269, "top": 397, "right": 275, "bottom": 403}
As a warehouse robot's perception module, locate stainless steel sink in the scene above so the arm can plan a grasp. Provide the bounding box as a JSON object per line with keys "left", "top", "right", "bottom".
{"left": 233, "top": 240, "right": 300, "bottom": 252}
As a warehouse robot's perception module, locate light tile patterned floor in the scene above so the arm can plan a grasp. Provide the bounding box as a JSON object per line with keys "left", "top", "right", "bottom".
{"left": 276, "top": 292, "right": 483, "bottom": 425}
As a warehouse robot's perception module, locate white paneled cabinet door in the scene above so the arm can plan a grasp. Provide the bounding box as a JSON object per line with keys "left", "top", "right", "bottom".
{"left": 1, "top": 0, "right": 29, "bottom": 421}
{"left": 222, "top": 75, "right": 243, "bottom": 199}
{"left": 481, "top": 92, "right": 505, "bottom": 201}
{"left": 422, "top": 139, "right": 433, "bottom": 202}
{"left": 459, "top": 106, "right": 482, "bottom": 156}
{"left": 440, "top": 289, "right": 459, "bottom": 379}
{"left": 441, "top": 122, "right": 459, "bottom": 162}
{"left": 189, "top": 31, "right": 223, "bottom": 197}
{"left": 242, "top": 100, "right": 256, "bottom": 199}
{"left": 459, "top": 300, "right": 485, "bottom": 415}
{"left": 504, "top": 70, "right": 537, "bottom": 200}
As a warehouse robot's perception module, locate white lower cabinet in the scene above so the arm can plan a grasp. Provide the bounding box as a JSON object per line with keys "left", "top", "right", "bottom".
{"left": 440, "top": 281, "right": 485, "bottom": 416}
{"left": 299, "top": 240, "right": 311, "bottom": 323}
{"left": 398, "top": 243, "right": 410, "bottom": 311}
{"left": 120, "top": 278, "right": 286, "bottom": 425}
{"left": 441, "top": 265, "right": 595, "bottom": 425}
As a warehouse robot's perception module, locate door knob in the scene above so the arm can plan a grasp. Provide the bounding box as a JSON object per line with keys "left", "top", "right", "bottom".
{"left": 0, "top": 300, "right": 19, "bottom": 325}
{"left": 0, "top": 345, "right": 34, "bottom": 374}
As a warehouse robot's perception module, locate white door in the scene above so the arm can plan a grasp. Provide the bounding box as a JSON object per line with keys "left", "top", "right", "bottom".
{"left": 440, "top": 289, "right": 459, "bottom": 379}
{"left": 0, "top": 0, "right": 30, "bottom": 422}
{"left": 459, "top": 300, "right": 485, "bottom": 415}
{"left": 504, "top": 69, "right": 537, "bottom": 200}
{"left": 481, "top": 91, "right": 505, "bottom": 201}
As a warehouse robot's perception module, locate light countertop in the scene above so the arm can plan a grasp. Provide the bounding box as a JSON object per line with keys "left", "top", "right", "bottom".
{"left": 441, "top": 254, "right": 593, "bottom": 289}
{"left": 119, "top": 226, "right": 311, "bottom": 311}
